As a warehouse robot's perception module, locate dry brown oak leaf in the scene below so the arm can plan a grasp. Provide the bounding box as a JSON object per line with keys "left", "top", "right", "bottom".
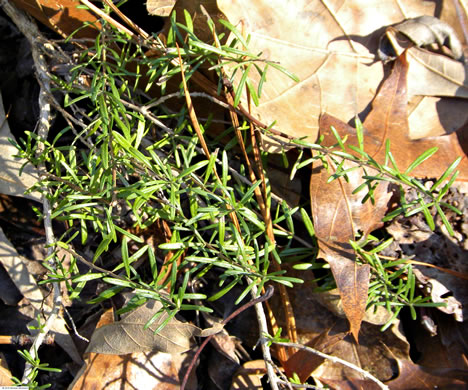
{"left": 70, "top": 307, "right": 202, "bottom": 390}
{"left": 11, "top": 0, "right": 101, "bottom": 38}
{"left": 213, "top": 0, "right": 468, "bottom": 145}
{"left": 319, "top": 52, "right": 468, "bottom": 180}
{"left": 310, "top": 51, "right": 468, "bottom": 342}
{"left": 310, "top": 156, "right": 392, "bottom": 342}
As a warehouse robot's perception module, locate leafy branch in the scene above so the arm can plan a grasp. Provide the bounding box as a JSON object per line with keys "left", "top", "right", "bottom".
{"left": 6, "top": 3, "right": 464, "bottom": 388}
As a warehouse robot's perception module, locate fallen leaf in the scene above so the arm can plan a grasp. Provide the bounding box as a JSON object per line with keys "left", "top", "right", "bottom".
{"left": 146, "top": 0, "right": 177, "bottom": 17}
{"left": 230, "top": 359, "right": 266, "bottom": 390}
{"left": 11, "top": 0, "right": 100, "bottom": 38}
{"left": 0, "top": 93, "right": 40, "bottom": 202}
{"left": 284, "top": 330, "right": 346, "bottom": 382}
{"left": 319, "top": 377, "right": 382, "bottom": 390}
{"left": 0, "top": 227, "right": 44, "bottom": 309}
{"left": 309, "top": 322, "right": 410, "bottom": 384}
{"left": 319, "top": 53, "right": 468, "bottom": 179}
{"left": 385, "top": 359, "right": 468, "bottom": 389}
{"left": 71, "top": 309, "right": 198, "bottom": 390}
{"left": 318, "top": 245, "right": 370, "bottom": 343}
{"left": 310, "top": 156, "right": 391, "bottom": 341}
{"left": 71, "top": 350, "right": 193, "bottom": 390}
{"left": 377, "top": 17, "right": 468, "bottom": 139}
{"left": 203, "top": 312, "right": 241, "bottom": 364}
{"left": 0, "top": 353, "right": 13, "bottom": 386}
{"left": 86, "top": 299, "right": 222, "bottom": 355}
{"left": 213, "top": 0, "right": 468, "bottom": 145}
{"left": 378, "top": 16, "right": 464, "bottom": 62}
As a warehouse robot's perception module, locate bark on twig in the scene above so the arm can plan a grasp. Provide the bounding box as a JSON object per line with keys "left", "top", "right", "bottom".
{"left": 0, "top": 0, "right": 62, "bottom": 382}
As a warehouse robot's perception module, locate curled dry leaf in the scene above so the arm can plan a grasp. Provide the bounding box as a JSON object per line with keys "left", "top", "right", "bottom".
{"left": 203, "top": 312, "right": 241, "bottom": 363}
{"left": 377, "top": 16, "right": 468, "bottom": 138}
{"left": 378, "top": 15, "right": 464, "bottom": 62}
{"left": 385, "top": 359, "right": 468, "bottom": 389}
{"left": 71, "top": 352, "right": 189, "bottom": 390}
{"left": 415, "top": 271, "right": 463, "bottom": 322}
{"left": 86, "top": 299, "right": 222, "bottom": 355}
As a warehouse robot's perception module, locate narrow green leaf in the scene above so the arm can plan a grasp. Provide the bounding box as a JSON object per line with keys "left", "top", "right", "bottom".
{"left": 234, "top": 63, "right": 252, "bottom": 107}
{"left": 430, "top": 157, "right": 462, "bottom": 192}
{"left": 268, "top": 61, "right": 300, "bottom": 82}
{"left": 354, "top": 117, "right": 365, "bottom": 151}
{"left": 114, "top": 225, "right": 144, "bottom": 243}
{"left": 258, "top": 63, "right": 268, "bottom": 98}
{"left": 121, "top": 237, "right": 130, "bottom": 278}
{"left": 102, "top": 277, "right": 135, "bottom": 288}
{"left": 178, "top": 160, "right": 209, "bottom": 179}
{"left": 436, "top": 203, "right": 454, "bottom": 236}
{"left": 159, "top": 242, "right": 186, "bottom": 250}
{"left": 73, "top": 273, "right": 107, "bottom": 282}
{"left": 218, "top": 19, "right": 249, "bottom": 48}
{"left": 208, "top": 278, "right": 239, "bottom": 301}
{"left": 404, "top": 147, "right": 438, "bottom": 174}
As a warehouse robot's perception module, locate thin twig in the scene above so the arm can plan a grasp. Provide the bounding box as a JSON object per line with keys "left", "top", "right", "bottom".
{"left": 0, "top": 334, "right": 55, "bottom": 346}
{"left": 271, "top": 341, "right": 390, "bottom": 390}
{"left": 101, "top": 0, "right": 150, "bottom": 40}
{"left": 62, "top": 306, "right": 89, "bottom": 343}
{"left": 0, "top": 0, "right": 62, "bottom": 382}
{"left": 251, "top": 283, "right": 281, "bottom": 390}
{"left": 180, "top": 286, "right": 275, "bottom": 390}
{"left": 79, "top": 0, "right": 138, "bottom": 40}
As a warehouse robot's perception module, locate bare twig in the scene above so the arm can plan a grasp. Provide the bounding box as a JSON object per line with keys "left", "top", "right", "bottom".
{"left": 271, "top": 340, "right": 390, "bottom": 390}
{"left": 101, "top": 0, "right": 150, "bottom": 40}
{"left": 0, "top": 0, "right": 62, "bottom": 382}
{"left": 79, "top": 0, "right": 138, "bottom": 40}
{"left": 0, "top": 334, "right": 55, "bottom": 346}
{"left": 250, "top": 283, "right": 281, "bottom": 390}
